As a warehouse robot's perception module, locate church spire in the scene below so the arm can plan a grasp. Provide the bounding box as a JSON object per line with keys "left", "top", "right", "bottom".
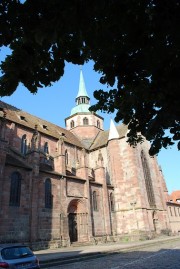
{"left": 70, "top": 68, "right": 90, "bottom": 115}
{"left": 66, "top": 67, "right": 104, "bottom": 133}
{"left": 76, "top": 69, "right": 89, "bottom": 99}
{"left": 108, "top": 119, "right": 120, "bottom": 141}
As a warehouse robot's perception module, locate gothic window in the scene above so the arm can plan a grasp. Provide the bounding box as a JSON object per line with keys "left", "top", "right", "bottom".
{"left": 70, "top": 120, "right": 75, "bottom": 128}
{"left": 141, "top": 151, "right": 156, "bottom": 208}
{"left": 92, "top": 191, "right": 98, "bottom": 211}
{"left": 83, "top": 117, "right": 89, "bottom": 125}
{"left": 44, "top": 142, "right": 49, "bottom": 154}
{"left": 21, "top": 134, "right": 27, "bottom": 155}
{"left": 97, "top": 120, "right": 100, "bottom": 128}
{"left": 9, "top": 172, "right": 21, "bottom": 207}
{"left": 65, "top": 150, "right": 68, "bottom": 165}
{"left": 110, "top": 193, "right": 115, "bottom": 212}
{"left": 45, "top": 178, "right": 52, "bottom": 208}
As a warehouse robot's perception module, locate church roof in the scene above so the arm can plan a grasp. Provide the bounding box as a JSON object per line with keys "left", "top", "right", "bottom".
{"left": 0, "top": 100, "right": 84, "bottom": 148}
{"left": 71, "top": 103, "right": 90, "bottom": 115}
{"left": 0, "top": 100, "right": 128, "bottom": 151}
{"left": 89, "top": 124, "right": 128, "bottom": 150}
{"left": 167, "top": 190, "right": 180, "bottom": 204}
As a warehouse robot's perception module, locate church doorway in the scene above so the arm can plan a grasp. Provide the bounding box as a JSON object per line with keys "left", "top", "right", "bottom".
{"left": 68, "top": 213, "right": 77, "bottom": 242}
{"left": 67, "top": 199, "right": 88, "bottom": 243}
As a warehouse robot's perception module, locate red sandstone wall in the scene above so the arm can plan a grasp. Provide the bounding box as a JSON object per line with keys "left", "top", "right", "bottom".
{"left": 0, "top": 116, "right": 172, "bottom": 246}
{"left": 0, "top": 166, "right": 31, "bottom": 242}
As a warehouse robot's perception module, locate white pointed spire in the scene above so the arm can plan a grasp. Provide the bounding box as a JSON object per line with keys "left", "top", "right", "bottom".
{"left": 108, "top": 119, "right": 119, "bottom": 141}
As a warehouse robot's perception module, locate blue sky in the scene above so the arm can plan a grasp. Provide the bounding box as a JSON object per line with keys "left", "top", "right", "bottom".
{"left": 0, "top": 52, "right": 179, "bottom": 194}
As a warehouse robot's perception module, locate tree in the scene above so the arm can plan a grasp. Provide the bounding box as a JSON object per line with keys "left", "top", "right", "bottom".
{"left": 0, "top": 0, "right": 180, "bottom": 155}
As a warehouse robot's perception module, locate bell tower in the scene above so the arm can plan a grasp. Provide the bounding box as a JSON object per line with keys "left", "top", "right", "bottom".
{"left": 65, "top": 69, "right": 104, "bottom": 147}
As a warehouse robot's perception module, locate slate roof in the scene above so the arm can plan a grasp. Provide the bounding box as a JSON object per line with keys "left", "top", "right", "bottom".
{"left": 0, "top": 100, "right": 83, "bottom": 148}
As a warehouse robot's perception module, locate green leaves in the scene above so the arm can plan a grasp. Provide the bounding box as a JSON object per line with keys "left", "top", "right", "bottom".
{"left": 0, "top": 0, "right": 180, "bottom": 155}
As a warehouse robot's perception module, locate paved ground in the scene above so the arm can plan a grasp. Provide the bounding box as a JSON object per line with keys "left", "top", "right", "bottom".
{"left": 34, "top": 235, "right": 180, "bottom": 268}
{"left": 51, "top": 241, "right": 180, "bottom": 269}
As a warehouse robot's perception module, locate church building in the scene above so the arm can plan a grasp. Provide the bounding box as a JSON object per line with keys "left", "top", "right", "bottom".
{"left": 0, "top": 70, "right": 171, "bottom": 249}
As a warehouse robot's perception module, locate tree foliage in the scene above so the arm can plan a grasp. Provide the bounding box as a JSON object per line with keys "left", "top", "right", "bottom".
{"left": 0, "top": 0, "right": 180, "bottom": 155}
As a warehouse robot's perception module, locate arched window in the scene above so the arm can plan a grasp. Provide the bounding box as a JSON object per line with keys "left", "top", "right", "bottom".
{"left": 21, "top": 134, "right": 27, "bottom": 155}
{"left": 83, "top": 117, "right": 89, "bottom": 125}
{"left": 141, "top": 151, "right": 156, "bottom": 207}
{"left": 110, "top": 193, "right": 115, "bottom": 212}
{"left": 9, "top": 172, "right": 21, "bottom": 206}
{"left": 97, "top": 120, "right": 100, "bottom": 128}
{"left": 92, "top": 191, "right": 98, "bottom": 211}
{"left": 70, "top": 120, "right": 75, "bottom": 128}
{"left": 45, "top": 178, "right": 52, "bottom": 208}
{"left": 44, "top": 142, "right": 49, "bottom": 154}
{"left": 65, "top": 150, "right": 68, "bottom": 165}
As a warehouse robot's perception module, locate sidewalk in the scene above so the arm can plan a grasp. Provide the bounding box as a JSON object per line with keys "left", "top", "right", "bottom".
{"left": 34, "top": 235, "right": 180, "bottom": 268}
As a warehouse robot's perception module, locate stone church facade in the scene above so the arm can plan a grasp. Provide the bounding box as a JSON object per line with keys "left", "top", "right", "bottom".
{"left": 0, "top": 71, "right": 171, "bottom": 249}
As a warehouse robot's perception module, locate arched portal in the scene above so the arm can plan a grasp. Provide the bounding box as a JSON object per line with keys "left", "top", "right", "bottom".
{"left": 67, "top": 199, "right": 88, "bottom": 243}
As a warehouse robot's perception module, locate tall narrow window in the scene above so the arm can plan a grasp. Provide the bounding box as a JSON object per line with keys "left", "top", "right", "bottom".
{"left": 110, "top": 193, "right": 115, "bottom": 212}
{"left": 44, "top": 142, "right": 49, "bottom": 154}
{"left": 81, "top": 97, "right": 86, "bottom": 103}
{"left": 65, "top": 150, "right": 68, "bottom": 165}
{"left": 97, "top": 120, "right": 100, "bottom": 128}
{"left": 45, "top": 178, "right": 52, "bottom": 208}
{"left": 9, "top": 172, "right": 21, "bottom": 206}
{"left": 21, "top": 134, "right": 27, "bottom": 155}
{"left": 92, "top": 191, "right": 98, "bottom": 211}
{"left": 141, "top": 151, "right": 156, "bottom": 207}
{"left": 83, "top": 117, "right": 89, "bottom": 125}
{"left": 70, "top": 120, "right": 75, "bottom": 128}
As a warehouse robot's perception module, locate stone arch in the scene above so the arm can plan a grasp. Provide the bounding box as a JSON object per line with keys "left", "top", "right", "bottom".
{"left": 67, "top": 199, "right": 86, "bottom": 213}
{"left": 67, "top": 199, "right": 88, "bottom": 243}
